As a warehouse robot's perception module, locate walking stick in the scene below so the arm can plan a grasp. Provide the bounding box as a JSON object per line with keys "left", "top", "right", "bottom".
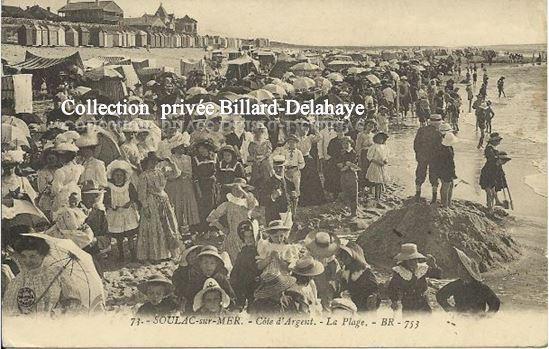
{"left": 505, "top": 185, "right": 514, "bottom": 210}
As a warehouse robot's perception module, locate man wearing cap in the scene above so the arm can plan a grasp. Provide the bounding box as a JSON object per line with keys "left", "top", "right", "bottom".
{"left": 413, "top": 114, "right": 444, "bottom": 203}
{"left": 263, "top": 155, "right": 296, "bottom": 225}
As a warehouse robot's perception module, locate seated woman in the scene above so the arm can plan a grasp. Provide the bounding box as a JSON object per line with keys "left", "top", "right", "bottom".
{"left": 3, "top": 236, "right": 82, "bottom": 316}
{"left": 436, "top": 248, "right": 500, "bottom": 314}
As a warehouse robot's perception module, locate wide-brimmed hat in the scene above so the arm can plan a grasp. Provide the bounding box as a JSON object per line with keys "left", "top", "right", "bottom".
{"left": 197, "top": 249, "right": 225, "bottom": 267}
{"left": 193, "top": 138, "right": 217, "bottom": 152}
{"left": 75, "top": 131, "right": 99, "bottom": 148}
{"left": 272, "top": 154, "right": 287, "bottom": 167}
{"left": 224, "top": 177, "right": 255, "bottom": 191}
{"left": 394, "top": 243, "right": 426, "bottom": 264}
{"left": 438, "top": 122, "right": 453, "bottom": 133}
{"left": 373, "top": 132, "right": 389, "bottom": 144}
{"left": 218, "top": 145, "right": 238, "bottom": 158}
{"left": 442, "top": 132, "right": 458, "bottom": 146}
{"left": 254, "top": 271, "right": 297, "bottom": 300}
{"left": 192, "top": 278, "right": 231, "bottom": 312}
{"left": 292, "top": 256, "right": 325, "bottom": 277}
{"left": 429, "top": 114, "right": 443, "bottom": 122}
{"left": 339, "top": 241, "right": 370, "bottom": 269}
{"left": 80, "top": 180, "right": 105, "bottom": 194}
{"left": 488, "top": 132, "right": 503, "bottom": 143}
{"left": 331, "top": 297, "right": 358, "bottom": 313}
{"left": 169, "top": 132, "right": 191, "bottom": 151}
{"left": 305, "top": 231, "right": 340, "bottom": 258}
{"left": 106, "top": 159, "right": 134, "bottom": 179}
{"left": 264, "top": 219, "right": 291, "bottom": 234}
{"left": 2, "top": 149, "right": 25, "bottom": 164}
{"left": 179, "top": 245, "right": 204, "bottom": 266}
{"left": 237, "top": 219, "right": 260, "bottom": 242}
{"left": 137, "top": 273, "right": 173, "bottom": 294}
{"left": 454, "top": 247, "right": 482, "bottom": 282}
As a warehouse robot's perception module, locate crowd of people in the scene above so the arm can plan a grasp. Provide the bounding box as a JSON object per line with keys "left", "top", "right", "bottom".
{"left": 2, "top": 49, "right": 506, "bottom": 318}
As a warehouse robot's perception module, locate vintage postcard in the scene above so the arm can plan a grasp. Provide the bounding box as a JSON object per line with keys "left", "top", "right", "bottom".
{"left": 0, "top": 0, "right": 547, "bottom": 347}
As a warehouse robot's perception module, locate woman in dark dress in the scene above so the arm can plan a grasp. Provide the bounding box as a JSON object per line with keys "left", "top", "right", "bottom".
{"left": 336, "top": 242, "right": 380, "bottom": 312}
{"left": 432, "top": 130, "right": 458, "bottom": 208}
{"left": 248, "top": 271, "right": 308, "bottom": 314}
{"left": 297, "top": 121, "right": 325, "bottom": 206}
{"left": 230, "top": 220, "right": 260, "bottom": 310}
{"left": 192, "top": 139, "right": 218, "bottom": 233}
{"left": 387, "top": 243, "right": 442, "bottom": 313}
{"left": 324, "top": 126, "right": 347, "bottom": 198}
{"left": 479, "top": 133, "right": 509, "bottom": 210}
{"left": 436, "top": 248, "right": 500, "bottom": 314}
{"left": 216, "top": 145, "right": 245, "bottom": 202}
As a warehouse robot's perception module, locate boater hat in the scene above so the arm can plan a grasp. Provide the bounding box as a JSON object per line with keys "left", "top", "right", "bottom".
{"left": 224, "top": 177, "right": 255, "bottom": 191}
{"left": 192, "top": 278, "right": 231, "bottom": 312}
{"left": 264, "top": 220, "right": 291, "bottom": 234}
{"left": 178, "top": 245, "right": 204, "bottom": 266}
{"left": 453, "top": 247, "right": 482, "bottom": 282}
{"left": 305, "top": 231, "right": 340, "bottom": 258}
{"left": 292, "top": 256, "right": 325, "bottom": 277}
{"left": 394, "top": 243, "right": 426, "bottom": 264}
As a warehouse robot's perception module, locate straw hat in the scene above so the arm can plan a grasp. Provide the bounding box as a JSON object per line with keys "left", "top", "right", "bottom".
{"left": 121, "top": 121, "right": 141, "bottom": 133}
{"left": 169, "top": 132, "right": 191, "bottom": 151}
{"left": 137, "top": 273, "right": 173, "bottom": 294}
{"left": 292, "top": 256, "right": 325, "bottom": 277}
{"left": 264, "top": 220, "right": 291, "bottom": 234}
{"left": 272, "top": 154, "right": 287, "bottom": 167}
{"left": 453, "top": 247, "right": 482, "bottom": 282}
{"left": 80, "top": 180, "right": 105, "bottom": 194}
{"left": 75, "top": 131, "right": 99, "bottom": 148}
{"left": 304, "top": 231, "right": 340, "bottom": 258}
{"left": 253, "top": 270, "right": 297, "bottom": 300}
{"left": 197, "top": 249, "right": 225, "bottom": 267}
{"left": 224, "top": 177, "right": 255, "bottom": 191}
{"left": 192, "top": 278, "right": 231, "bottom": 312}
{"left": 178, "top": 245, "right": 204, "bottom": 266}
{"left": 2, "top": 149, "right": 25, "bottom": 164}
{"left": 339, "top": 241, "right": 370, "bottom": 269}
{"left": 218, "top": 145, "right": 238, "bottom": 158}
{"left": 193, "top": 138, "right": 217, "bottom": 152}
{"left": 442, "top": 132, "right": 458, "bottom": 147}
{"left": 429, "top": 114, "right": 443, "bottom": 122}
{"left": 439, "top": 122, "right": 453, "bottom": 133}
{"left": 394, "top": 243, "right": 426, "bottom": 264}
{"left": 331, "top": 297, "right": 358, "bottom": 313}
{"left": 106, "top": 159, "right": 134, "bottom": 179}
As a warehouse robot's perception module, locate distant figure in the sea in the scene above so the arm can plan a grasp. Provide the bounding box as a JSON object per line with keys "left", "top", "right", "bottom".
{"left": 497, "top": 76, "right": 506, "bottom": 98}
{"left": 413, "top": 114, "right": 443, "bottom": 203}
{"left": 436, "top": 248, "right": 500, "bottom": 314}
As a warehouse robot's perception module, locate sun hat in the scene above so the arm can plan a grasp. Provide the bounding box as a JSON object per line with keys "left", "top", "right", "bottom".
{"left": 224, "top": 177, "right": 255, "bottom": 191}
{"left": 292, "top": 256, "right": 325, "bottom": 277}
{"left": 80, "top": 180, "right": 105, "bottom": 194}
{"left": 169, "top": 132, "right": 191, "bottom": 151}
{"left": 140, "top": 151, "right": 162, "bottom": 168}
{"left": 192, "top": 278, "right": 231, "bottom": 312}
{"left": 394, "top": 243, "right": 426, "bottom": 264}
{"left": 193, "top": 138, "right": 217, "bottom": 152}
{"left": 305, "top": 231, "right": 340, "bottom": 258}
{"left": 53, "top": 130, "right": 80, "bottom": 153}
{"left": 237, "top": 219, "right": 260, "bottom": 242}
{"left": 442, "top": 132, "right": 458, "bottom": 146}
{"left": 429, "top": 114, "right": 443, "bottom": 122}
{"left": 331, "top": 297, "right": 358, "bottom": 313}
{"left": 453, "top": 247, "right": 482, "bottom": 282}
{"left": 106, "top": 159, "right": 134, "bottom": 179}
{"left": 338, "top": 241, "right": 370, "bottom": 269}
{"left": 75, "top": 131, "right": 99, "bottom": 148}
{"left": 218, "top": 144, "right": 238, "bottom": 158}
{"left": 264, "top": 219, "right": 291, "bottom": 234}
{"left": 137, "top": 273, "right": 173, "bottom": 294}
{"left": 272, "top": 154, "right": 287, "bottom": 167}
{"left": 2, "top": 149, "right": 25, "bottom": 164}
{"left": 488, "top": 132, "right": 503, "bottom": 143}
{"left": 178, "top": 245, "right": 204, "bottom": 266}
{"left": 197, "top": 249, "right": 225, "bottom": 267}
{"left": 253, "top": 270, "right": 297, "bottom": 300}
{"left": 439, "top": 122, "right": 454, "bottom": 133}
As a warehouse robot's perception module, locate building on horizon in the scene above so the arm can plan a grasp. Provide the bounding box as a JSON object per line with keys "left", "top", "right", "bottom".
{"left": 58, "top": 0, "right": 124, "bottom": 24}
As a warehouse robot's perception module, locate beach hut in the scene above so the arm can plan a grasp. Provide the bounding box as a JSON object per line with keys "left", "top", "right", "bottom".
{"left": 156, "top": 33, "right": 163, "bottom": 47}
{"left": 64, "top": 26, "right": 79, "bottom": 47}
{"left": 57, "top": 26, "right": 66, "bottom": 46}
{"left": 173, "top": 33, "right": 181, "bottom": 48}
{"left": 37, "top": 25, "right": 48, "bottom": 46}
{"left": 105, "top": 30, "right": 114, "bottom": 48}
{"left": 17, "top": 24, "right": 34, "bottom": 46}
{"left": 90, "top": 28, "right": 106, "bottom": 47}
{"left": 127, "top": 31, "right": 136, "bottom": 48}
{"left": 180, "top": 34, "right": 189, "bottom": 47}
{"left": 77, "top": 26, "right": 90, "bottom": 47}
{"left": 135, "top": 31, "right": 147, "bottom": 47}
{"left": 45, "top": 25, "right": 59, "bottom": 46}
{"left": 112, "top": 30, "right": 122, "bottom": 47}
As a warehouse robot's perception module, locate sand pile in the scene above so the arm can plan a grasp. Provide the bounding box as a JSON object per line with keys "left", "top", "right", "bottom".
{"left": 357, "top": 199, "right": 521, "bottom": 276}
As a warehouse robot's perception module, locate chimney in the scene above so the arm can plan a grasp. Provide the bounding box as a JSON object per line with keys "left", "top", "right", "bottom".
{"left": 26, "top": 6, "right": 30, "bottom": 10}
{"left": 47, "top": 7, "right": 51, "bottom": 12}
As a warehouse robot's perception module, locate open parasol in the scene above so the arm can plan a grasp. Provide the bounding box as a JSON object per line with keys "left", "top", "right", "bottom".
{"left": 248, "top": 88, "right": 275, "bottom": 102}
{"left": 277, "top": 81, "right": 295, "bottom": 94}
{"left": 94, "top": 126, "right": 123, "bottom": 166}
{"left": 217, "top": 91, "right": 241, "bottom": 102}
{"left": 2, "top": 199, "right": 49, "bottom": 228}
{"left": 2, "top": 123, "right": 30, "bottom": 148}
{"left": 2, "top": 116, "right": 30, "bottom": 138}
{"left": 22, "top": 233, "right": 105, "bottom": 312}
{"left": 186, "top": 86, "right": 209, "bottom": 97}
{"left": 326, "top": 72, "right": 344, "bottom": 82}
{"left": 365, "top": 74, "right": 382, "bottom": 85}
{"left": 293, "top": 77, "right": 316, "bottom": 91}
{"left": 289, "top": 62, "right": 321, "bottom": 72}
{"left": 186, "top": 93, "right": 220, "bottom": 105}
{"left": 263, "top": 84, "right": 287, "bottom": 98}
{"left": 347, "top": 67, "right": 368, "bottom": 75}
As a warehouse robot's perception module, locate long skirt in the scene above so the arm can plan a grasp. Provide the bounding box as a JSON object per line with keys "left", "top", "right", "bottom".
{"left": 136, "top": 195, "right": 180, "bottom": 262}
{"left": 166, "top": 175, "right": 200, "bottom": 228}
{"left": 196, "top": 177, "right": 217, "bottom": 223}
{"left": 324, "top": 158, "right": 341, "bottom": 194}
{"left": 299, "top": 156, "right": 325, "bottom": 206}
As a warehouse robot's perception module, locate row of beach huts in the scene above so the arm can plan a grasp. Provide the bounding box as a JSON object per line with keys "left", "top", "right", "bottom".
{"left": 15, "top": 23, "right": 245, "bottom": 49}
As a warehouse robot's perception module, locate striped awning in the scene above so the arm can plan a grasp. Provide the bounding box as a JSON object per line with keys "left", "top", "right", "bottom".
{"left": 9, "top": 51, "right": 83, "bottom": 71}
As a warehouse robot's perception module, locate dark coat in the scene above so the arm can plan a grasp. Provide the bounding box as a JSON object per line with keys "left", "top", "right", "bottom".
{"left": 414, "top": 125, "right": 442, "bottom": 163}
{"left": 341, "top": 269, "right": 380, "bottom": 312}
{"left": 230, "top": 245, "right": 260, "bottom": 309}
{"left": 263, "top": 175, "right": 295, "bottom": 224}
{"left": 136, "top": 297, "right": 178, "bottom": 317}
{"left": 436, "top": 279, "right": 500, "bottom": 313}
{"left": 387, "top": 265, "right": 442, "bottom": 312}
{"left": 248, "top": 291, "right": 308, "bottom": 314}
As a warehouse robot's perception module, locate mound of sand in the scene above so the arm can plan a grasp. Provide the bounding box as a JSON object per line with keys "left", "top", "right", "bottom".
{"left": 357, "top": 199, "right": 521, "bottom": 277}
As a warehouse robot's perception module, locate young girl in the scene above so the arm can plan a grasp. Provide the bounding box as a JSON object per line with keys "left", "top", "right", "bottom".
{"left": 165, "top": 134, "right": 199, "bottom": 234}
{"left": 2, "top": 149, "right": 37, "bottom": 204}
{"left": 192, "top": 278, "right": 231, "bottom": 314}
{"left": 355, "top": 120, "right": 377, "bottom": 190}
{"left": 479, "top": 133, "right": 507, "bottom": 210}
{"left": 50, "top": 131, "right": 84, "bottom": 212}
{"left": 366, "top": 132, "right": 389, "bottom": 206}
{"left": 136, "top": 151, "right": 181, "bottom": 263}
{"left": 387, "top": 243, "right": 442, "bottom": 313}
{"left": 256, "top": 220, "right": 301, "bottom": 274}
{"left": 206, "top": 178, "right": 258, "bottom": 264}
{"left": 120, "top": 121, "right": 144, "bottom": 170}
{"left": 434, "top": 132, "right": 458, "bottom": 208}
{"left": 136, "top": 274, "right": 178, "bottom": 317}
{"left": 192, "top": 139, "right": 218, "bottom": 233}
{"left": 105, "top": 160, "right": 140, "bottom": 262}
{"left": 291, "top": 255, "right": 324, "bottom": 316}
{"left": 215, "top": 145, "right": 245, "bottom": 201}
{"left": 230, "top": 219, "right": 260, "bottom": 310}
{"left": 336, "top": 242, "right": 379, "bottom": 312}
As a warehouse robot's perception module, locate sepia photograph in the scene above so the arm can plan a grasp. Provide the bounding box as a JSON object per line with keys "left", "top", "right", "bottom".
{"left": 0, "top": 0, "right": 547, "bottom": 347}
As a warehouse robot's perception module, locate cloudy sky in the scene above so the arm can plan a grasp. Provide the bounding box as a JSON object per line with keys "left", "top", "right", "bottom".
{"left": 4, "top": 0, "right": 547, "bottom": 46}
